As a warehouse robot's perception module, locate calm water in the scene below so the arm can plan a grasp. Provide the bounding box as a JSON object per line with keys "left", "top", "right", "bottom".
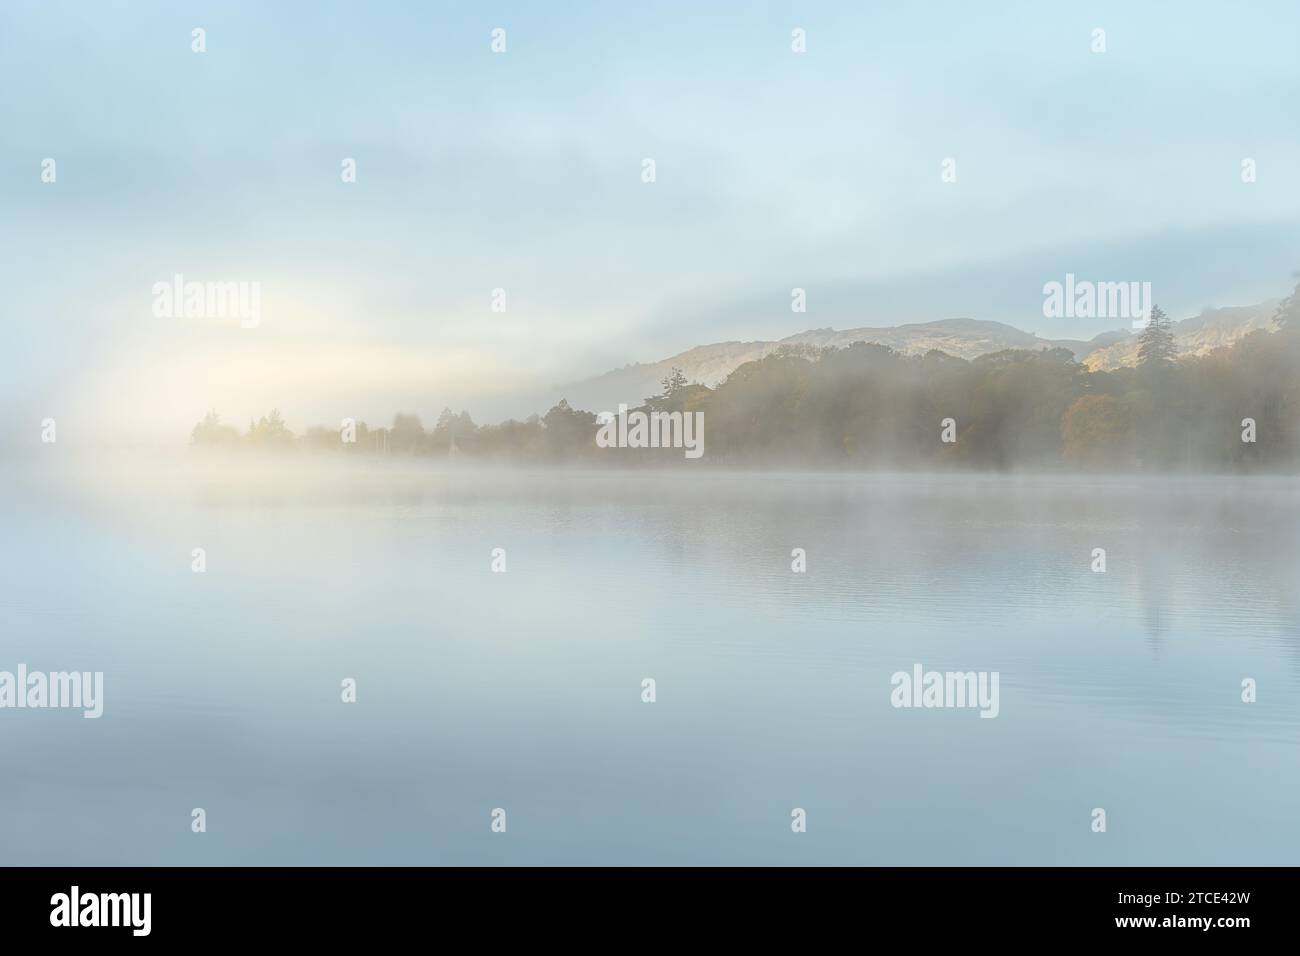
{"left": 2, "top": 461, "right": 1298, "bottom": 865}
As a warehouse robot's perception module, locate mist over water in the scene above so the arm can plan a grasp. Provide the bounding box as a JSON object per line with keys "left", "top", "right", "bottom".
{"left": 2, "top": 457, "right": 1297, "bottom": 864}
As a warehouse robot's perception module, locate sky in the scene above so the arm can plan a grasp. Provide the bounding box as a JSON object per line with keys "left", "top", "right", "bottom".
{"left": 2, "top": 1, "right": 1299, "bottom": 441}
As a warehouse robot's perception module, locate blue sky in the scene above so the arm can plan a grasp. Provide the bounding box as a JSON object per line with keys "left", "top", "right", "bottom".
{"left": 3, "top": 1, "right": 1299, "bottom": 437}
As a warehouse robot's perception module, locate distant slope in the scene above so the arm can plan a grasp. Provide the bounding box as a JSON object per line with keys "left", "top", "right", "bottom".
{"left": 1082, "top": 302, "right": 1279, "bottom": 370}
{"left": 778, "top": 318, "right": 1090, "bottom": 359}
{"left": 553, "top": 308, "right": 1279, "bottom": 412}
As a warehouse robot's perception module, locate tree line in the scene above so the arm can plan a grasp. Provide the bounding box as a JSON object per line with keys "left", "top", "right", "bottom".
{"left": 193, "top": 290, "right": 1300, "bottom": 471}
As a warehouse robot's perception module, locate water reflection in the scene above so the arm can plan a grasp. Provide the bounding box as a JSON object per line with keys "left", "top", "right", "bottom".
{"left": 1, "top": 461, "right": 1297, "bottom": 864}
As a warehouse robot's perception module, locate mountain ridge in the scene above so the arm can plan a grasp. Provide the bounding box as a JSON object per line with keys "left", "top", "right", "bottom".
{"left": 551, "top": 303, "right": 1280, "bottom": 412}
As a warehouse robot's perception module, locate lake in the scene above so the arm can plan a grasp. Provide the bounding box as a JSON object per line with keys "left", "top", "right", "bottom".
{"left": 2, "top": 460, "right": 1297, "bottom": 864}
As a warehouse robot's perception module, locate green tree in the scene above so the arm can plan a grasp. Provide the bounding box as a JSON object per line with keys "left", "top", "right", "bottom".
{"left": 1061, "top": 395, "right": 1130, "bottom": 466}
{"left": 646, "top": 366, "right": 709, "bottom": 414}
{"left": 246, "top": 409, "right": 294, "bottom": 448}
{"left": 541, "top": 398, "right": 599, "bottom": 459}
{"left": 1136, "top": 305, "right": 1177, "bottom": 368}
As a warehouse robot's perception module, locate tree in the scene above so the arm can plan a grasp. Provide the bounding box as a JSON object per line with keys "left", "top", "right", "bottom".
{"left": 191, "top": 410, "right": 240, "bottom": 447}
{"left": 246, "top": 409, "right": 294, "bottom": 448}
{"left": 1061, "top": 395, "right": 1130, "bottom": 466}
{"left": 388, "top": 413, "right": 426, "bottom": 453}
{"left": 1136, "top": 305, "right": 1177, "bottom": 368}
{"left": 540, "top": 399, "right": 599, "bottom": 459}
{"left": 427, "top": 407, "right": 478, "bottom": 454}
{"left": 661, "top": 367, "right": 689, "bottom": 396}
{"left": 646, "top": 366, "right": 709, "bottom": 413}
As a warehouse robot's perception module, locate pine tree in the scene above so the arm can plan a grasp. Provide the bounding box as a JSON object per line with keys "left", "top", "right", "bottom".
{"left": 645, "top": 366, "right": 691, "bottom": 411}
{"left": 661, "top": 367, "right": 689, "bottom": 396}
{"left": 1137, "top": 305, "right": 1177, "bottom": 368}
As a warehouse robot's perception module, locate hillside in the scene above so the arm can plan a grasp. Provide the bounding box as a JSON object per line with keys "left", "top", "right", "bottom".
{"left": 1082, "top": 303, "right": 1279, "bottom": 370}
{"left": 554, "top": 307, "right": 1280, "bottom": 412}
